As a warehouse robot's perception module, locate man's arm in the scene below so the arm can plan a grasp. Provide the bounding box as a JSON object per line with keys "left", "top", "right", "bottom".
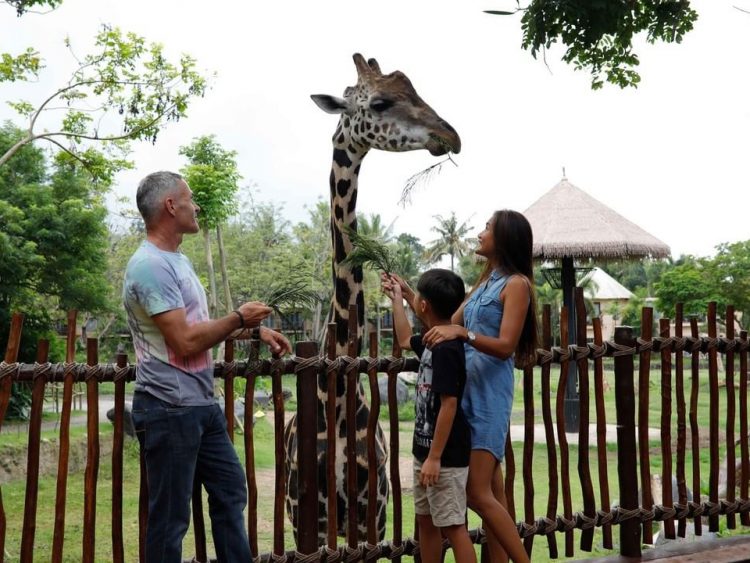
{"left": 152, "top": 301, "right": 275, "bottom": 357}
{"left": 419, "top": 395, "right": 457, "bottom": 486}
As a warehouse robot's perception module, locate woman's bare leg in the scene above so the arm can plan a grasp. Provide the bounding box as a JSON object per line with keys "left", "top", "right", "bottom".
{"left": 467, "top": 450, "right": 529, "bottom": 563}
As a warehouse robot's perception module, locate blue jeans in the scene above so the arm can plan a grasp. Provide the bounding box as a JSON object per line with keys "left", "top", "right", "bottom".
{"left": 132, "top": 391, "right": 251, "bottom": 562}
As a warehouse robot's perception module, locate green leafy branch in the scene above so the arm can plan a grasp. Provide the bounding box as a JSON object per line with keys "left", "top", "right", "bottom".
{"left": 261, "top": 274, "right": 321, "bottom": 316}
{"left": 342, "top": 226, "right": 397, "bottom": 274}
{"left": 486, "top": 1, "right": 698, "bottom": 89}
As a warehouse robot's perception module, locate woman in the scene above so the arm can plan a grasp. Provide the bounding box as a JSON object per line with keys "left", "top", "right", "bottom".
{"left": 389, "top": 210, "right": 538, "bottom": 562}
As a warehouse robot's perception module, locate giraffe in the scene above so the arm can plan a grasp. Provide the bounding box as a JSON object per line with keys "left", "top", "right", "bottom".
{"left": 284, "top": 53, "right": 461, "bottom": 544}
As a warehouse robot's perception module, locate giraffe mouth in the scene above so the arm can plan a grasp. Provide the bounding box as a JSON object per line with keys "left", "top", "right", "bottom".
{"left": 427, "top": 133, "right": 461, "bottom": 156}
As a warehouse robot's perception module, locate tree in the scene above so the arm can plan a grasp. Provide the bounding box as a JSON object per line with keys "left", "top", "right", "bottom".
{"left": 654, "top": 258, "right": 721, "bottom": 319}
{"left": 1, "top": 24, "right": 210, "bottom": 182}
{"left": 180, "top": 136, "right": 241, "bottom": 318}
{"left": 357, "top": 213, "right": 395, "bottom": 244}
{"left": 293, "top": 200, "right": 333, "bottom": 342}
{"left": 487, "top": 1, "right": 698, "bottom": 89}
{"left": 0, "top": 122, "right": 110, "bottom": 376}
{"left": 3, "top": 0, "right": 62, "bottom": 16}
{"left": 424, "top": 212, "right": 473, "bottom": 272}
{"left": 391, "top": 233, "right": 426, "bottom": 287}
{"left": 707, "top": 241, "right": 750, "bottom": 329}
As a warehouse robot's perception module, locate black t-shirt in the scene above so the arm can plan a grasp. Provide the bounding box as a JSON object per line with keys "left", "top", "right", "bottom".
{"left": 410, "top": 335, "right": 470, "bottom": 467}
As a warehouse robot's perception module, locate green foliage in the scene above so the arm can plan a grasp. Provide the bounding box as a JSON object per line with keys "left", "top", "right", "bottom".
{"left": 487, "top": 1, "right": 698, "bottom": 89}
{"left": 0, "top": 24, "right": 211, "bottom": 181}
{"left": 3, "top": 0, "right": 63, "bottom": 16}
{"left": 654, "top": 257, "right": 720, "bottom": 318}
{"left": 710, "top": 241, "right": 750, "bottom": 329}
{"left": 261, "top": 274, "right": 321, "bottom": 317}
{"left": 342, "top": 225, "right": 397, "bottom": 274}
{"left": 0, "top": 124, "right": 110, "bottom": 316}
{"left": 0, "top": 49, "right": 41, "bottom": 82}
{"left": 179, "top": 135, "right": 240, "bottom": 230}
{"left": 601, "top": 257, "right": 673, "bottom": 294}
{"left": 424, "top": 212, "right": 473, "bottom": 272}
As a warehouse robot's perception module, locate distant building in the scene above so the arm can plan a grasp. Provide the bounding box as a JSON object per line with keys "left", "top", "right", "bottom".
{"left": 581, "top": 267, "right": 634, "bottom": 342}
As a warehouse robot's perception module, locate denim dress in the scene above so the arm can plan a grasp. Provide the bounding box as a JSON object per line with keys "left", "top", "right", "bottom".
{"left": 462, "top": 269, "right": 515, "bottom": 461}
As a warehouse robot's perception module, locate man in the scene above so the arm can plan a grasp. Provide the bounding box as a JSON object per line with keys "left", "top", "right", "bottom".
{"left": 124, "top": 170, "right": 291, "bottom": 562}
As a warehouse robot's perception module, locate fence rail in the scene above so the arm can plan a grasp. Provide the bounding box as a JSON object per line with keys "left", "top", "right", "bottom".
{"left": 1, "top": 292, "right": 749, "bottom": 562}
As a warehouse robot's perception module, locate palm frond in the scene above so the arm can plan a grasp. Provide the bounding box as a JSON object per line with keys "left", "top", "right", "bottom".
{"left": 262, "top": 274, "right": 321, "bottom": 315}
{"left": 399, "top": 153, "right": 458, "bottom": 207}
{"left": 342, "top": 225, "right": 397, "bottom": 274}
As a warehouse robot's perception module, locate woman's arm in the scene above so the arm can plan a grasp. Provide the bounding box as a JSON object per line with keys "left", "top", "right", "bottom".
{"left": 422, "top": 276, "right": 530, "bottom": 360}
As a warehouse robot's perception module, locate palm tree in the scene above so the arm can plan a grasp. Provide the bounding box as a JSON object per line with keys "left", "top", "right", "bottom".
{"left": 424, "top": 212, "right": 473, "bottom": 272}
{"left": 357, "top": 212, "right": 395, "bottom": 244}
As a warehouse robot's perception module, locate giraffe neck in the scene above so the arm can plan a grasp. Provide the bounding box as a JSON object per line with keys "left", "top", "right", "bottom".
{"left": 329, "top": 124, "right": 368, "bottom": 357}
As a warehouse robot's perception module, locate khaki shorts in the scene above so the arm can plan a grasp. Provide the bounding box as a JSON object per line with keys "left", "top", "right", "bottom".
{"left": 413, "top": 460, "right": 469, "bottom": 528}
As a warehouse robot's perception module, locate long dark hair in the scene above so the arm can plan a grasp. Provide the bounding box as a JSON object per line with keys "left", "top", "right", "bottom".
{"left": 475, "top": 209, "right": 539, "bottom": 367}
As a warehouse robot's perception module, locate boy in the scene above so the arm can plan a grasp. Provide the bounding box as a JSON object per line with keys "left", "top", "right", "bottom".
{"left": 382, "top": 269, "right": 476, "bottom": 563}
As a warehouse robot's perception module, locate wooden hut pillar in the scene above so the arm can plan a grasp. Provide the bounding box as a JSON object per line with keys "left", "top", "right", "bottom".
{"left": 561, "top": 256, "right": 580, "bottom": 433}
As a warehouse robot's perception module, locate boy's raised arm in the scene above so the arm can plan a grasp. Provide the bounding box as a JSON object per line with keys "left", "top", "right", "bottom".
{"left": 381, "top": 272, "right": 413, "bottom": 350}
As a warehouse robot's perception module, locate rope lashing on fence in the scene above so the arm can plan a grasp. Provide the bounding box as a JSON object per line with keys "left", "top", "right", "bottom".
{"left": 63, "top": 361, "right": 76, "bottom": 380}
{"left": 223, "top": 360, "right": 237, "bottom": 378}
{"left": 570, "top": 344, "right": 589, "bottom": 361}
{"left": 363, "top": 542, "right": 381, "bottom": 562}
{"left": 112, "top": 362, "right": 129, "bottom": 382}
{"left": 293, "top": 549, "right": 321, "bottom": 563}
{"left": 704, "top": 337, "right": 720, "bottom": 352}
{"left": 685, "top": 336, "right": 702, "bottom": 353}
{"left": 0, "top": 361, "right": 18, "bottom": 380}
{"left": 322, "top": 546, "right": 342, "bottom": 563}
{"left": 270, "top": 551, "right": 289, "bottom": 563}
{"left": 672, "top": 336, "right": 688, "bottom": 352}
{"left": 551, "top": 346, "right": 571, "bottom": 363}
{"left": 588, "top": 342, "right": 607, "bottom": 359}
{"left": 654, "top": 504, "right": 677, "bottom": 521}
{"left": 607, "top": 341, "right": 636, "bottom": 357}
{"left": 292, "top": 355, "right": 321, "bottom": 373}
{"left": 535, "top": 348, "right": 554, "bottom": 365}
{"left": 343, "top": 545, "right": 363, "bottom": 563}
{"left": 33, "top": 361, "right": 51, "bottom": 381}
{"left": 720, "top": 499, "right": 740, "bottom": 515}
{"left": 720, "top": 337, "right": 738, "bottom": 353}
{"left": 84, "top": 363, "right": 103, "bottom": 382}
{"left": 635, "top": 338, "right": 654, "bottom": 352}
{"left": 384, "top": 356, "right": 405, "bottom": 373}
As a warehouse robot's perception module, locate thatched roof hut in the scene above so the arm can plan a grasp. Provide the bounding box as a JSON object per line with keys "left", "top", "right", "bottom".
{"left": 524, "top": 178, "right": 670, "bottom": 260}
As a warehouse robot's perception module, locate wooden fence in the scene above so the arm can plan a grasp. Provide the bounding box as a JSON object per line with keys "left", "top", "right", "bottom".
{"left": 1, "top": 291, "right": 749, "bottom": 562}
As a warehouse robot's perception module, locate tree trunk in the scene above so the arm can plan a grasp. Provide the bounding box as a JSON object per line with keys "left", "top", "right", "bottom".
{"left": 202, "top": 227, "right": 218, "bottom": 320}
{"left": 216, "top": 225, "right": 233, "bottom": 314}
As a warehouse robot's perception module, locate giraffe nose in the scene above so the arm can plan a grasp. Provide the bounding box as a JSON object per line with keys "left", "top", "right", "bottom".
{"left": 439, "top": 119, "right": 461, "bottom": 154}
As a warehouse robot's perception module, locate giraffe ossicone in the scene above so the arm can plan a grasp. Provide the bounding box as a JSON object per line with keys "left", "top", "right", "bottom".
{"left": 285, "top": 53, "right": 461, "bottom": 544}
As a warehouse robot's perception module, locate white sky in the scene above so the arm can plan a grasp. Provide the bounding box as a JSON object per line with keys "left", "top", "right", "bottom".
{"left": 2, "top": 0, "right": 749, "bottom": 259}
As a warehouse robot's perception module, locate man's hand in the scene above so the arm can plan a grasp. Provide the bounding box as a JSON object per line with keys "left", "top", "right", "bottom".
{"left": 260, "top": 327, "right": 292, "bottom": 355}
{"left": 237, "top": 301, "right": 272, "bottom": 327}
{"left": 419, "top": 457, "right": 441, "bottom": 487}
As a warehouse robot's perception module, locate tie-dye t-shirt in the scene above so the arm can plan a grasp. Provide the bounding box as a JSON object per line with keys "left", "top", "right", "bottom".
{"left": 123, "top": 240, "right": 214, "bottom": 406}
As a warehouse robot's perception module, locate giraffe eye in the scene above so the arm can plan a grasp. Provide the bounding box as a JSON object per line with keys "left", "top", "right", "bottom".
{"left": 369, "top": 98, "right": 394, "bottom": 112}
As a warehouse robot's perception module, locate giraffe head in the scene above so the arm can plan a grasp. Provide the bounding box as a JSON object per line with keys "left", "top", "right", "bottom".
{"left": 312, "top": 53, "right": 461, "bottom": 156}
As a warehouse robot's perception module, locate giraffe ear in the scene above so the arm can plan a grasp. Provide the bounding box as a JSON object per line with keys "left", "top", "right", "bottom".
{"left": 311, "top": 94, "right": 348, "bottom": 114}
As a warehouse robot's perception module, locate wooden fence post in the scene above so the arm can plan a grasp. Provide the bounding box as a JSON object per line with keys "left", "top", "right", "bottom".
{"left": 614, "top": 326, "right": 641, "bottom": 558}
{"left": 0, "top": 312, "right": 24, "bottom": 563}
{"left": 296, "top": 340, "right": 320, "bottom": 553}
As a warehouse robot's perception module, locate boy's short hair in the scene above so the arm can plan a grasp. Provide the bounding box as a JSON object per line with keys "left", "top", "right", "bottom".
{"left": 417, "top": 269, "right": 466, "bottom": 320}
